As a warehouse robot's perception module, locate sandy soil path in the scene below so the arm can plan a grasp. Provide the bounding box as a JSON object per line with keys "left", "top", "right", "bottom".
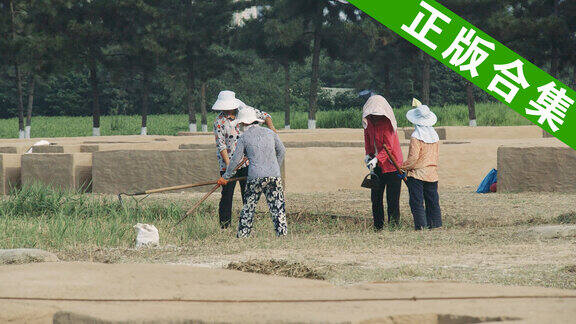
{"left": 1, "top": 262, "right": 575, "bottom": 323}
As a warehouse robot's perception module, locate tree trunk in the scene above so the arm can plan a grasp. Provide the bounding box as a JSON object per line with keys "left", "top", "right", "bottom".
{"left": 422, "top": 52, "right": 431, "bottom": 105}
{"left": 283, "top": 62, "right": 291, "bottom": 129}
{"left": 25, "top": 74, "right": 35, "bottom": 138}
{"left": 141, "top": 72, "right": 149, "bottom": 135}
{"left": 466, "top": 81, "right": 477, "bottom": 127}
{"left": 200, "top": 82, "right": 208, "bottom": 132}
{"left": 187, "top": 67, "right": 197, "bottom": 132}
{"left": 10, "top": 0, "right": 25, "bottom": 139}
{"left": 308, "top": 12, "right": 322, "bottom": 130}
{"left": 88, "top": 56, "right": 100, "bottom": 136}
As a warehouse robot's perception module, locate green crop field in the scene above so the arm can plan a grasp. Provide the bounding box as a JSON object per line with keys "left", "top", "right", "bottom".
{"left": 0, "top": 103, "right": 531, "bottom": 138}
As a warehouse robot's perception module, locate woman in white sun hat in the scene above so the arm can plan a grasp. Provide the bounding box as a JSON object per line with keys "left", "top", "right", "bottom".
{"left": 217, "top": 107, "right": 287, "bottom": 238}
{"left": 212, "top": 90, "right": 277, "bottom": 229}
{"left": 401, "top": 99, "right": 442, "bottom": 230}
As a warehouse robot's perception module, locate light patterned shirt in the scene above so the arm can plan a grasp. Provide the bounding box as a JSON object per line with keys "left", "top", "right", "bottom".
{"left": 214, "top": 107, "right": 271, "bottom": 171}
{"left": 402, "top": 137, "right": 440, "bottom": 182}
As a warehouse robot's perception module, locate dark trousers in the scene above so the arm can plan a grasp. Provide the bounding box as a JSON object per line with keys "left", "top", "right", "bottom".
{"left": 370, "top": 168, "right": 402, "bottom": 230}
{"left": 406, "top": 177, "right": 442, "bottom": 230}
{"left": 219, "top": 167, "right": 248, "bottom": 229}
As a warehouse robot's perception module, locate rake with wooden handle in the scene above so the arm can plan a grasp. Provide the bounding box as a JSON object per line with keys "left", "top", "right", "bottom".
{"left": 117, "top": 177, "right": 246, "bottom": 206}
{"left": 382, "top": 145, "right": 408, "bottom": 184}
{"left": 175, "top": 157, "right": 248, "bottom": 226}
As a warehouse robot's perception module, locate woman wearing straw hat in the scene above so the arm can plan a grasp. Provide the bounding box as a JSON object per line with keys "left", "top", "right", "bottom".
{"left": 362, "top": 95, "right": 404, "bottom": 230}
{"left": 217, "top": 107, "right": 287, "bottom": 238}
{"left": 402, "top": 99, "right": 442, "bottom": 230}
{"left": 212, "top": 90, "right": 277, "bottom": 229}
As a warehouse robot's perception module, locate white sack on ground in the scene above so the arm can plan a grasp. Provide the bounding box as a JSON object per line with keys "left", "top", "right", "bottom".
{"left": 133, "top": 223, "right": 159, "bottom": 248}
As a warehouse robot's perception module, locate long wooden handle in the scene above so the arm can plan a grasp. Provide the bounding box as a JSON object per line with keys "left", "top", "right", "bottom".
{"left": 144, "top": 177, "right": 246, "bottom": 195}
{"left": 382, "top": 145, "right": 408, "bottom": 184}
{"left": 176, "top": 157, "right": 248, "bottom": 225}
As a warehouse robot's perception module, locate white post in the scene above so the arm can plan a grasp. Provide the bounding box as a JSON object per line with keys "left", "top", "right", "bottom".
{"left": 308, "top": 119, "right": 316, "bottom": 130}
{"left": 189, "top": 123, "right": 197, "bottom": 132}
{"left": 25, "top": 125, "right": 31, "bottom": 138}
{"left": 92, "top": 127, "right": 101, "bottom": 136}
{"left": 469, "top": 119, "right": 477, "bottom": 127}
{"left": 201, "top": 124, "right": 208, "bottom": 132}
{"left": 18, "top": 129, "right": 25, "bottom": 139}
{"left": 284, "top": 124, "right": 290, "bottom": 130}
{"left": 140, "top": 127, "right": 147, "bottom": 135}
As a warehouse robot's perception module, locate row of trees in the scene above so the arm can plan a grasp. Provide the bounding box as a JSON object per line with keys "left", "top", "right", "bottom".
{"left": 1, "top": 0, "right": 574, "bottom": 137}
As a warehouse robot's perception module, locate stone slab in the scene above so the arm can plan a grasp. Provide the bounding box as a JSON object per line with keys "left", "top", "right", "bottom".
{"left": 21, "top": 153, "right": 92, "bottom": 191}
{"left": 403, "top": 127, "right": 447, "bottom": 140}
{"left": 0, "top": 154, "right": 21, "bottom": 195}
{"left": 498, "top": 146, "right": 576, "bottom": 192}
{"left": 0, "top": 249, "right": 59, "bottom": 264}
{"left": 92, "top": 150, "right": 220, "bottom": 194}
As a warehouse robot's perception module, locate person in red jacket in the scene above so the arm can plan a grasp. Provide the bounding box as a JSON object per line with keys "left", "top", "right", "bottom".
{"left": 363, "top": 95, "right": 404, "bottom": 230}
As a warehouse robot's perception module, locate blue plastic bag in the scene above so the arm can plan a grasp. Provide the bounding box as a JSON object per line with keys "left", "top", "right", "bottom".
{"left": 476, "top": 169, "right": 497, "bottom": 193}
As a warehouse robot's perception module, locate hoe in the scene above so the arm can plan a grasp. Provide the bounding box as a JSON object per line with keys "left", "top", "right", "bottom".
{"left": 118, "top": 157, "right": 249, "bottom": 212}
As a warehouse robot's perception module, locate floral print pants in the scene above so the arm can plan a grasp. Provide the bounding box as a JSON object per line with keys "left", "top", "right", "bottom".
{"left": 237, "top": 177, "right": 287, "bottom": 238}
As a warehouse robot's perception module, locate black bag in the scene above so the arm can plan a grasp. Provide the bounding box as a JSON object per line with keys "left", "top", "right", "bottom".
{"left": 361, "top": 173, "right": 381, "bottom": 189}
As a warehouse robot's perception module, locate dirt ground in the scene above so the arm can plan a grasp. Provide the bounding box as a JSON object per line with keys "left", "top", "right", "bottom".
{"left": 1, "top": 128, "right": 575, "bottom": 323}
{"left": 2, "top": 262, "right": 576, "bottom": 323}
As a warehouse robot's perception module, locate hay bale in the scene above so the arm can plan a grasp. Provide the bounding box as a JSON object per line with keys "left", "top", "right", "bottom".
{"left": 0, "top": 154, "right": 21, "bottom": 195}
{"left": 80, "top": 144, "right": 100, "bottom": 153}
{"left": 498, "top": 146, "right": 576, "bottom": 192}
{"left": 177, "top": 131, "right": 212, "bottom": 136}
{"left": 32, "top": 145, "right": 81, "bottom": 153}
{"left": 226, "top": 259, "right": 325, "bottom": 280}
{"left": 0, "top": 249, "right": 59, "bottom": 264}
{"left": 21, "top": 153, "right": 92, "bottom": 191}
{"left": 179, "top": 143, "right": 214, "bottom": 150}
{"left": 92, "top": 149, "right": 220, "bottom": 194}
{"left": 404, "top": 127, "right": 446, "bottom": 140}
{"left": 0, "top": 147, "right": 19, "bottom": 154}
{"left": 284, "top": 141, "right": 364, "bottom": 148}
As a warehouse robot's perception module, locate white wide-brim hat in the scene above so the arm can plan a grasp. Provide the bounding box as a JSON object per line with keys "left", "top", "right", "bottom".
{"left": 212, "top": 90, "right": 245, "bottom": 111}
{"left": 406, "top": 101, "right": 437, "bottom": 127}
{"left": 232, "top": 106, "right": 264, "bottom": 126}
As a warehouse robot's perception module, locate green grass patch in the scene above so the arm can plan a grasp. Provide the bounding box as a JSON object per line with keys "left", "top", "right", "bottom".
{"left": 0, "top": 103, "right": 530, "bottom": 138}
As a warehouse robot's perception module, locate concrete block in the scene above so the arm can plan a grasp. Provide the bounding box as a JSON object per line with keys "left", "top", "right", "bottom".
{"left": 404, "top": 128, "right": 446, "bottom": 140}
{"left": 21, "top": 153, "right": 92, "bottom": 191}
{"left": 92, "top": 150, "right": 220, "bottom": 194}
{"left": 498, "top": 146, "right": 576, "bottom": 192}
{"left": 0, "top": 154, "right": 21, "bottom": 195}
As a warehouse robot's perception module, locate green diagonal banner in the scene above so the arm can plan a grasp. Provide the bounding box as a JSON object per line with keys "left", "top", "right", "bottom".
{"left": 347, "top": 0, "right": 576, "bottom": 150}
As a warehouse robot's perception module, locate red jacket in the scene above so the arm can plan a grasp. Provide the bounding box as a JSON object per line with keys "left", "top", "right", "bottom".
{"left": 364, "top": 117, "right": 403, "bottom": 173}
